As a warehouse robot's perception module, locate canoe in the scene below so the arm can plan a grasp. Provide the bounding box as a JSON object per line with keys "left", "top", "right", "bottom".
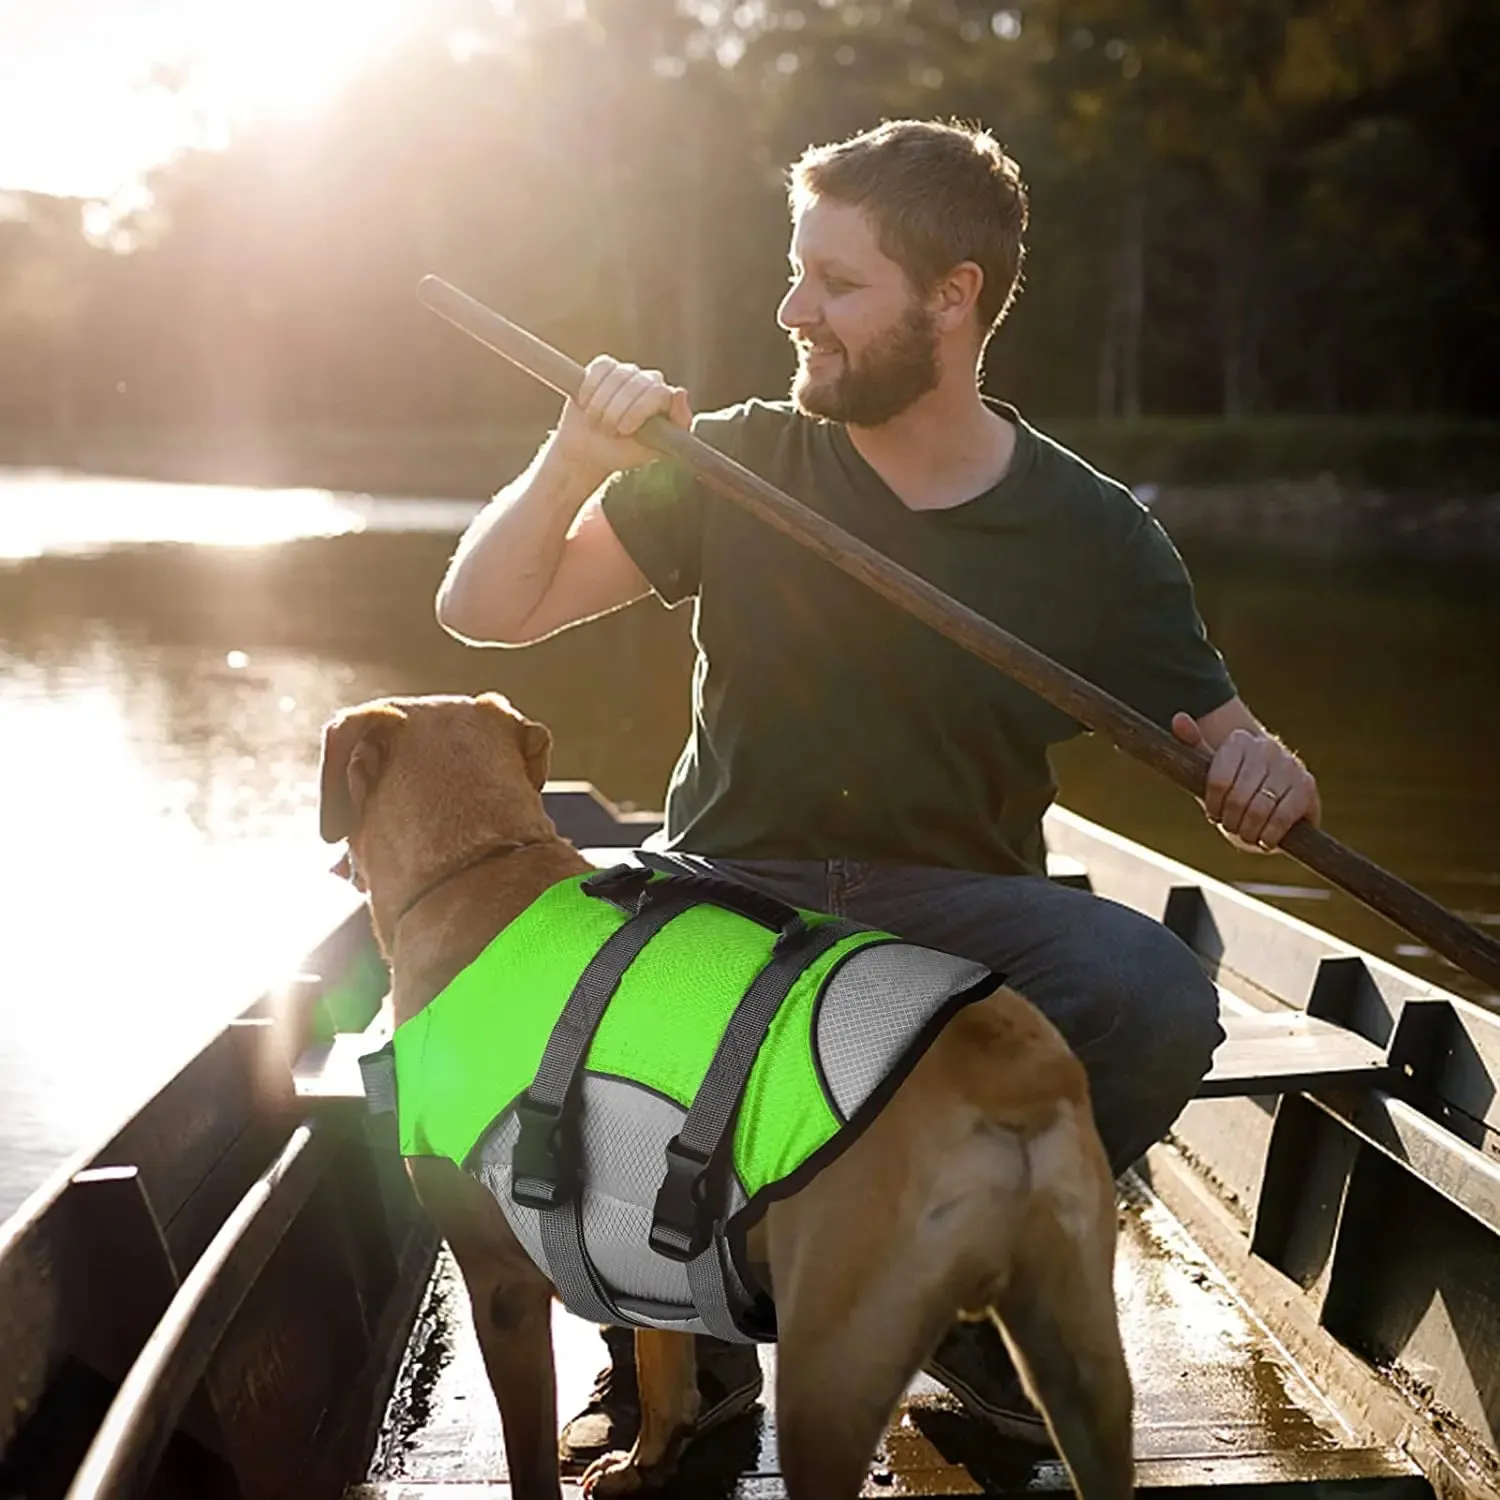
{"left": 3, "top": 784, "right": 1497, "bottom": 1499}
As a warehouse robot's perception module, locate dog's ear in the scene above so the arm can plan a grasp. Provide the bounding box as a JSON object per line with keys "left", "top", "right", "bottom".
{"left": 318, "top": 704, "right": 406, "bottom": 844}
{"left": 478, "top": 692, "right": 553, "bottom": 791}
{"left": 519, "top": 718, "right": 553, "bottom": 791}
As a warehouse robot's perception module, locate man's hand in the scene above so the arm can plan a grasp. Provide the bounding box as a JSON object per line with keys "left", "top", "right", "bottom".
{"left": 554, "top": 357, "right": 692, "bottom": 485}
{"left": 1172, "top": 708, "right": 1320, "bottom": 852}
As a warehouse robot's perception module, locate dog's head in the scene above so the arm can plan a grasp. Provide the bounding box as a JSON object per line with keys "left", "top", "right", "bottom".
{"left": 318, "top": 692, "right": 554, "bottom": 937}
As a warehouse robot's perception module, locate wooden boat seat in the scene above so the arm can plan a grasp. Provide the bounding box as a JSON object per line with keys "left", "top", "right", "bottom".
{"left": 575, "top": 846, "right": 1093, "bottom": 887}
{"left": 294, "top": 828, "right": 1387, "bottom": 1108}
{"left": 1202, "top": 1007, "right": 1388, "bottom": 1096}
{"left": 293, "top": 994, "right": 1389, "bottom": 1106}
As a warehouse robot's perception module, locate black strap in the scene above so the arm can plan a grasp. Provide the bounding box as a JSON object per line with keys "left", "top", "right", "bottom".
{"left": 649, "top": 918, "right": 867, "bottom": 1262}
{"left": 510, "top": 879, "right": 700, "bottom": 1209}
{"left": 686, "top": 1224, "right": 765, "bottom": 1344}
{"left": 538, "top": 1170, "right": 633, "bottom": 1326}
{"left": 584, "top": 862, "right": 808, "bottom": 954}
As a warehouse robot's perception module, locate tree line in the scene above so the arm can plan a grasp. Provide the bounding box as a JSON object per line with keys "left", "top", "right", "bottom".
{"left": 1, "top": 0, "right": 1495, "bottom": 447}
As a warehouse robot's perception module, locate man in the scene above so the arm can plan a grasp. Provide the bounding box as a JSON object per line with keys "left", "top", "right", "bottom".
{"left": 436, "top": 119, "right": 1320, "bottom": 1465}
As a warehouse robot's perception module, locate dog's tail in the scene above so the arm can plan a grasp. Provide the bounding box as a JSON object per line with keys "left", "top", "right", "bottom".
{"left": 933, "top": 995, "right": 1134, "bottom": 1500}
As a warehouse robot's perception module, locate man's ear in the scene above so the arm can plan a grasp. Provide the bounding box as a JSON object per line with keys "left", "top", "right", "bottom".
{"left": 318, "top": 704, "right": 405, "bottom": 844}
{"left": 933, "top": 259, "right": 985, "bottom": 333}
{"left": 477, "top": 692, "right": 553, "bottom": 791}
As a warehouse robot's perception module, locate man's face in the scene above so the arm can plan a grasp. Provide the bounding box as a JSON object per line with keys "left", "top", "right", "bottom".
{"left": 778, "top": 196, "right": 940, "bottom": 427}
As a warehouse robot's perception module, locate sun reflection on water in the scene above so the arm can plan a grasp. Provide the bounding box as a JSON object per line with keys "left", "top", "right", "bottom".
{"left": 0, "top": 474, "right": 365, "bottom": 559}
{"left": 0, "top": 633, "right": 365, "bottom": 1220}
{"left": 0, "top": 471, "right": 479, "bottom": 559}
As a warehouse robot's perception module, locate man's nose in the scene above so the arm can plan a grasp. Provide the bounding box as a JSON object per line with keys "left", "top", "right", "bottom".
{"left": 778, "top": 277, "right": 815, "bottom": 331}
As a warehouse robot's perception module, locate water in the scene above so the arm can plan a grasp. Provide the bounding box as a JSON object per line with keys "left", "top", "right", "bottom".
{"left": 1, "top": 472, "right": 1496, "bottom": 1225}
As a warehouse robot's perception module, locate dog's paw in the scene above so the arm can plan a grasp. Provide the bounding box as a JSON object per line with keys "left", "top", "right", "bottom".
{"left": 580, "top": 1448, "right": 650, "bottom": 1496}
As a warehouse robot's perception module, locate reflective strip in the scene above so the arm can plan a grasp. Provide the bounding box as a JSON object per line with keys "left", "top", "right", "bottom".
{"left": 358, "top": 1042, "right": 398, "bottom": 1116}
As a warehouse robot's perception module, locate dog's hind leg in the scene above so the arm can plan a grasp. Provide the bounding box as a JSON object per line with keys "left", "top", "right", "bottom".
{"left": 765, "top": 1195, "right": 968, "bottom": 1500}
{"left": 989, "top": 1113, "right": 1134, "bottom": 1500}
{"left": 775, "top": 1278, "right": 956, "bottom": 1499}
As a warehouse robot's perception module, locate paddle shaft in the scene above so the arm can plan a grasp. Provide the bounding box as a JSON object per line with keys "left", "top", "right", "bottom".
{"left": 417, "top": 275, "right": 1500, "bottom": 994}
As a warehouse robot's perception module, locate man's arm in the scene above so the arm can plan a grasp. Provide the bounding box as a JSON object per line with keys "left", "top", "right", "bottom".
{"left": 1172, "top": 699, "right": 1321, "bottom": 852}
{"left": 435, "top": 360, "right": 691, "bottom": 646}
{"left": 436, "top": 449, "right": 648, "bottom": 646}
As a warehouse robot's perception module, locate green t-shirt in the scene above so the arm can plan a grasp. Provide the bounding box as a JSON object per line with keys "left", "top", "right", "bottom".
{"left": 601, "top": 398, "right": 1234, "bottom": 876}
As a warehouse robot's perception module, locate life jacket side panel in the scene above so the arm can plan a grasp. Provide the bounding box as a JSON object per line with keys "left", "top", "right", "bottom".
{"left": 393, "top": 874, "right": 626, "bottom": 1161}
{"left": 724, "top": 951, "right": 1003, "bottom": 1248}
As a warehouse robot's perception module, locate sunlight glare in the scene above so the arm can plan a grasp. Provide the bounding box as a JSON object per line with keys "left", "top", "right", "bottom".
{"left": 0, "top": 647, "right": 362, "bottom": 1156}
{"left": 175, "top": 0, "right": 424, "bottom": 122}
{"left": 1, "top": 0, "right": 429, "bottom": 198}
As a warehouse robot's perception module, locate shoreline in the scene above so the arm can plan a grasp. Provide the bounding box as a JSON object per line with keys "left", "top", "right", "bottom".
{"left": 1141, "top": 478, "right": 1500, "bottom": 560}
{"left": 3, "top": 427, "right": 1499, "bottom": 559}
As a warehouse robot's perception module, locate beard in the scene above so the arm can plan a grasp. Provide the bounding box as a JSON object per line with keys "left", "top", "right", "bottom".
{"left": 790, "top": 300, "right": 940, "bottom": 426}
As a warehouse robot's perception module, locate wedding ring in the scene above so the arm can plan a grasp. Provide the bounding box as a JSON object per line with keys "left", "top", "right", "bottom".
{"left": 1256, "top": 787, "right": 1280, "bottom": 801}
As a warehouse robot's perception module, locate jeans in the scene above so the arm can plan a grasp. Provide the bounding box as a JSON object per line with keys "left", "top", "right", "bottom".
{"left": 708, "top": 857, "right": 1224, "bottom": 1176}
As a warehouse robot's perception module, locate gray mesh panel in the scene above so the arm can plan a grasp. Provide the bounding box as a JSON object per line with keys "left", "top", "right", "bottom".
{"left": 576, "top": 1078, "right": 692, "bottom": 1304}
{"left": 473, "top": 1111, "right": 544, "bottom": 1269}
{"left": 814, "top": 944, "right": 991, "bottom": 1120}
{"left": 473, "top": 1074, "right": 747, "bottom": 1315}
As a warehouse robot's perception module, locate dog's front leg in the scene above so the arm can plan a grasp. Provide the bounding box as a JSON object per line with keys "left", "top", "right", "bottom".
{"left": 410, "top": 1158, "right": 563, "bottom": 1498}
{"left": 581, "top": 1329, "right": 700, "bottom": 1496}
{"left": 470, "top": 1276, "right": 561, "bottom": 1499}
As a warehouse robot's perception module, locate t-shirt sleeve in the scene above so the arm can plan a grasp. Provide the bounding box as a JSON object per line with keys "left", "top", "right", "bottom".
{"left": 1089, "top": 509, "right": 1237, "bottom": 727}
{"left": 599, "top": 404, "right": 751, "bottom": 607}
{"left": 599, "top": 458, "right": 705, "bottom": 606}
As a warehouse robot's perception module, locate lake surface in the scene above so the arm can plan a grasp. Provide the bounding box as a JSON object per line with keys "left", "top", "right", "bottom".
{"left": 1, "top": 470, "right": 1497, "bottom": 1224}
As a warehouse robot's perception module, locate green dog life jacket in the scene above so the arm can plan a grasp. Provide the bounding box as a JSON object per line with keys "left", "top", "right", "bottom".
{"left": 392, "top": 860, "right": 999, "bottom": 1342}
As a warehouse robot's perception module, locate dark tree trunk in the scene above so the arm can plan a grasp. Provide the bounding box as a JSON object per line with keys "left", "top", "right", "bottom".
{"left": 1221, "top": 185, "right": 1263, "bottom": 418}
{"left": 1097, "top": 171, "right": 1146, "bottom": 418}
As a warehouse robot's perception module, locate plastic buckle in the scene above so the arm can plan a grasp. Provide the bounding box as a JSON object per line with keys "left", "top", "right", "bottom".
{"left": 581, "top": 863, "right": 654, "bottom": 914}
{"left": 771, "top": 914, "right": 810, "bottom": 957}
{"left": 648, "top": 1135, "right": 715, "bottom": 1263}
{"left": 510, "top": 1092, "right": 574, "bottom": 1210}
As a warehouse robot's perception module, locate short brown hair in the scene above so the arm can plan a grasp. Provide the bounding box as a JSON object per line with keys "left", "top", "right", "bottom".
{"left": 789, "top": 119, "right": 1029, "bottom": 336}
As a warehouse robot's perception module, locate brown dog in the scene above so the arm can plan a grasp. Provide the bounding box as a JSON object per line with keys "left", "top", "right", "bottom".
{"left": 319, "top": 692, "right": 1133, "bottom": 1500}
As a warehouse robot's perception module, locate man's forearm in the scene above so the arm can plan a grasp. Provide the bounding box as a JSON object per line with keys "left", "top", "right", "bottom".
{"left": 1192, "top": 695, "right": 1266, "bottom": 750}
{"left": 435, "top": 437, "right": 607, "bottom": 643}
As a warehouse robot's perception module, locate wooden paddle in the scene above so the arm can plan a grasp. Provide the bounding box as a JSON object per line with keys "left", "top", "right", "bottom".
{"left": 416, "top": 274, "right": 1500, "bottom": 994}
